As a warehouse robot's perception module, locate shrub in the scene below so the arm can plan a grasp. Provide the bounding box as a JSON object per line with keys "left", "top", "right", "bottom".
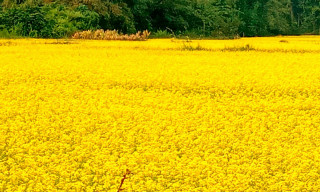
{"left": 151, "top": 30, "right": 171, "bottom": 38}
{"left": 0, "top": 4, "right": 101, "bottom": 38}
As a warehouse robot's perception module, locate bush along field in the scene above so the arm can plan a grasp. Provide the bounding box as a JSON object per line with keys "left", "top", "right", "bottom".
{"left": 0, "top": 4, "right": 100, "bottom": 38}
{"left": 72, "top": 30, "right": 151, "bottom": 41}
{"left": 1, "top": 36, "right": 320, "bottom": 191}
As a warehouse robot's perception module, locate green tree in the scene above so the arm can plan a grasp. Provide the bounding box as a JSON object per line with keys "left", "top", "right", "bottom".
{"left": 266, "top": 0, "right": 291, "bottom": 34}
{"left": 202, "top": 0, "right": 241, "bottom": 37}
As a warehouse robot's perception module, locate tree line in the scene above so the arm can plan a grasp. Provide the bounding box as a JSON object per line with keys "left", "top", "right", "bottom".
{"left": 0, "top": 0, "right": 320, "bottom": 38}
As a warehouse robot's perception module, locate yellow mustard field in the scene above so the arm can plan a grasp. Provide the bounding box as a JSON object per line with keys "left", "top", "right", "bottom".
{"left": 1, "top": 36, "right": 320, "bottom": 191}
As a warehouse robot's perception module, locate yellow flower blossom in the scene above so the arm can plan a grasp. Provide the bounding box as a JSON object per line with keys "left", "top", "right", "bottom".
{"left": 0, "top": 37, "right": 320, "bottom": 191}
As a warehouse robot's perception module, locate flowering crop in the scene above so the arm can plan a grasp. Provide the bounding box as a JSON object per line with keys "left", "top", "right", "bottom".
{"left": 0, "top": 37, "right": 320, "bottom": 191}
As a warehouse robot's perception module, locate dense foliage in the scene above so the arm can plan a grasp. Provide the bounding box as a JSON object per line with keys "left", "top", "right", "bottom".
{"left": 0, "top": 0, "right": 320, "bottom": 38}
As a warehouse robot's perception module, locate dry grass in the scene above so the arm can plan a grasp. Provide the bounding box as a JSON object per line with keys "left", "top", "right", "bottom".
{"left": 72, "top": 29, "right": 151, "bottom": 41}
